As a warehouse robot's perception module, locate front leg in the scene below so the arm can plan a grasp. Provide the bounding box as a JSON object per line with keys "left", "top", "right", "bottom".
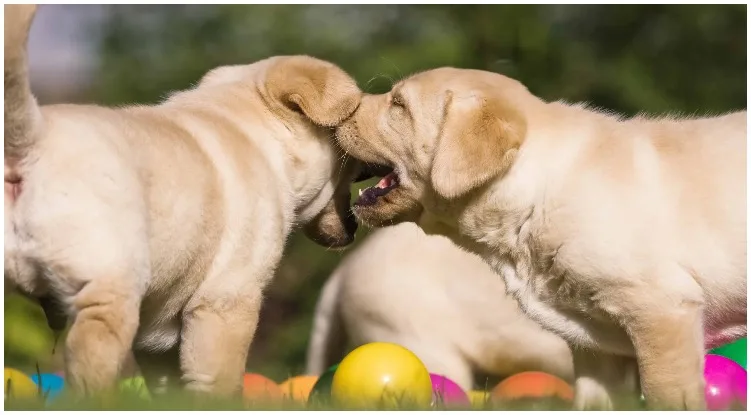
{"left": 601, "top": 276, "right": 707, "bottom": 410}
{"left": 626, "top": 301, "right": 706, "bottom": 410}
{"left": 179, "top": 270, "right": 268, "bottom": 396}
{"left": 571, "top": 347, "right": 640, "bottom": 410}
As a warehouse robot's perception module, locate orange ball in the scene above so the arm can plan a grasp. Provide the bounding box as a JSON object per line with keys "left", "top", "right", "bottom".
{"left": 243, "top": 373, "right": 282, "bottom": 402}
{"left": 279, "top": 375, "right": 319, "bottom": 401}
{"left": 491, "top": 372, "right": 573, "bottom": 402}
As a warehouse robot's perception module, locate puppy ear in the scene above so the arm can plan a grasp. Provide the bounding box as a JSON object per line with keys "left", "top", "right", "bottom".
{"left": 264, "top": 56, "right": 361, "bottom": 127}
{"left": 430, "top": 92, "right": 526, "bottom": 199}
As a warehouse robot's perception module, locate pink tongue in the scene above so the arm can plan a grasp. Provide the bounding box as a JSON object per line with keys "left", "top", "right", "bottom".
{"left": 376, "top": 172, "right": 396, "bottom": 189}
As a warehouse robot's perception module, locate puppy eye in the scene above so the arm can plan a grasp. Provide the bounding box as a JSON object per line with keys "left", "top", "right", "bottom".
{"left": 391, "top": 95, "right": 405, "bottom": 108}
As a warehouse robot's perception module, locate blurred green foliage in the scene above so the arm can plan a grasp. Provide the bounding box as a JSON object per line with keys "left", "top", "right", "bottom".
{"left": 5, "top": 5, "right": 745, "bottom": 382}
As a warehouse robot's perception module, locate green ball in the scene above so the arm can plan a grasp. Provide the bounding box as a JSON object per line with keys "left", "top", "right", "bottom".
{"left": 307, "top": 364, "right": 339, "bottom": 405}
{"left": 709, "top": 337, "right": 747, "bottom": 369}
{"left": 119, "top": 376, "right": 150, "bottom": 400}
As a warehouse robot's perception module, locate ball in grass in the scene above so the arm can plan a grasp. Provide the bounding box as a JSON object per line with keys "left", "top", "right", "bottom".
{"left": 119, "top": 376, "right": 150, "bottom": 400}
{"left": 243, "top": 373, "right": 282, "bottom": 403}
{"left": 279, "top": 375, "right": 318, "bottom": 401}
{"left": 331, "top": 342, "right": 433, "bottom": 409}
{"left": 4, "top": 368, "right": 38, "bottom": 400}
{"left": 704, "top": 354, "right": 747, "bottom": 411}
{"left": 307, "top": 364, "right": 339, "bottom": 405}
{"left": 491, "top": 371, "right": 573, "bottom": 403}
{"left": 429, "top": 373, "right": 470, "bottom": 408}
{"left": 710, "top": 337, "right": 747, "bottom": 369}
{"left": 30, "top": 373, "right": 65, "bottom": 401}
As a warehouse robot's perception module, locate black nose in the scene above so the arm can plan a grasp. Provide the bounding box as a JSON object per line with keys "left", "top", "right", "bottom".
{"left": 323, "top": 214, "right": 358, "bottom": 248}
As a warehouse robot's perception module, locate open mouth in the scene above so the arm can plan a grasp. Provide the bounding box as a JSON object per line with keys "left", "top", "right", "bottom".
{"left": 353, "top": 164, "right": 399, "bottom": 207}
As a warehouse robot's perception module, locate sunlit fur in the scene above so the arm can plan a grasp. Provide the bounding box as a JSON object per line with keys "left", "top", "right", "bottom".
{"left": 336, "top": 66, "right": 746, "bottom": 410}
{"left": 5, "top": 4, "right": 362, "bottom": 397}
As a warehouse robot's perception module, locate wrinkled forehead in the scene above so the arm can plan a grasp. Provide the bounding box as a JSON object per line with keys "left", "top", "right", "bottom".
{"left": 396, "top": 71, "right": 449, "bottom": 97}
{"left": 398, "top": 68, "right": 522, "bottom": 98}
{"left": 395, "top": 68, "right": 480, "bottom": 101}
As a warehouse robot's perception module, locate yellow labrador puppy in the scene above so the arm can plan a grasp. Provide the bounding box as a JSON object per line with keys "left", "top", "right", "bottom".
{"left": 334, "top": 67, "right": 746, "bottom": 409}
{"left": 5, "top": 5, "right": 363, "bottom": 397}
{"left": 306, "top": 221, "right": 575, "bottom": 390}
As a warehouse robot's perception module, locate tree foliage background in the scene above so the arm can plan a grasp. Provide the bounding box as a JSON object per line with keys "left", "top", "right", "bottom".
{"left": 5, "top": 4, "right": 746, "bottom": 382}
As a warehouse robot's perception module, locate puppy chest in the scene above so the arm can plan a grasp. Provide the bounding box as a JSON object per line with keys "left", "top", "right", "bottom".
{"left": 492, "top": 253, "right": 631, "bottom": 350}
{"left": 491, "top": 245, "right": 599, "bottom": 315}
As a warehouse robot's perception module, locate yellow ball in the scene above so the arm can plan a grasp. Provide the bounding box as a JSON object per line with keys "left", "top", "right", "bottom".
{"left": 331, "top": 342, "right": 432, "bottom": 409}
{"left": 4, "top": 368, "right": 38, "bottom": 400}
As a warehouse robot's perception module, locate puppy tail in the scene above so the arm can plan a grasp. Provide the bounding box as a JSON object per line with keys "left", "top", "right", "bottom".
{"left": 305, "top": 267, "right": 347, "bottom": 375}
{"left": 5, "top": 4, "right": 42, "bottom": 159}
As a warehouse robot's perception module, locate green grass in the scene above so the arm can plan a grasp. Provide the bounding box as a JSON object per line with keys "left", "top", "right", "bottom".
{"left": 4, "top": 387, "right": 648, "bottom": 411}
{"left": 5, "top": 396, "right": 578, "bottom": 411}
{"left": 1, "top": 367, "right": 654, "bottom": 411}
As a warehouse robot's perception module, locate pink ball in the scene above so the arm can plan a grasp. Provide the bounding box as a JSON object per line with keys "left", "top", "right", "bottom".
{"left": 705, "top": 354, "right": 747, "bottom": 410}
{"left": 429, "top": 373, "right": 470, "bottom": 407}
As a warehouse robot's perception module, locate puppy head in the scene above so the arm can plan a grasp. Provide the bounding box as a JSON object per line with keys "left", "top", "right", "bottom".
{"left": 264, "top": 56, "right": 362, "bottom": 248}
{"left": 201, "top": 55, "right": 362, "bottom": 247}
{"left": 335, "top": 67, "right": 531, "bottom": 227}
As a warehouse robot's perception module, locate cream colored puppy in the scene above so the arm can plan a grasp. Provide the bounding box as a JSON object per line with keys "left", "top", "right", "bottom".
{"left": 334, "top": 67, "right": 746, "bottom": 410}
{"left": 306, "top": 221, "right": 574, "bottom": 390}
{"left": 5, "top": 5, "right": 364, "bottom": 397}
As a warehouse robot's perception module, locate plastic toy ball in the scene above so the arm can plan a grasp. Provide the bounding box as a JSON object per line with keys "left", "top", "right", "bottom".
{"left": 308, "top": 364, "right": 339, "bottom": 405}
{"left": 30, "top": 373, "right": 64, "bottom": 401}
{"left": 705, "top": 354, "right": 747, "bottom": 410}
{"left": 469, "top": 389, "right": 490, "bottom": 409}
{"left": 4, "top": 368, "right": 38, "bottom": 400}
{"left": 243, "top": 373, "right": 282, "bottom": 403}
{"left": 279, "top": 375, "right": 318, "bottom": 401}
{"left": 119, "top": 376, "right": 150, "bottom": 400}
{"left": 429, "top": 373, "right": 470, "bottom": 408}
{"left": 491, "top": 371, "right": 574, "bottom": 403}
{"left": 331, "top": 342, "right": 433, "bottom": 409}
{"left": 710, "top": 337, "right": 747, "bottom": 369}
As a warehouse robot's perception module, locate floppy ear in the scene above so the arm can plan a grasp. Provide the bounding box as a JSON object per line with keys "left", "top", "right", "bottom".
{"left": 430, "top": 92, "right": 526, "bottom": 199}
{"left": 264, "top": 56, "right": 361, "bottom": 127}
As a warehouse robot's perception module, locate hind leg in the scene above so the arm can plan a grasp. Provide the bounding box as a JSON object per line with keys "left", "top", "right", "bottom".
{"left": 22, "top": 163, "right": 150, "bottom": 395}
{"left": 63, "top": 275, "right": 142, "bottom": 395}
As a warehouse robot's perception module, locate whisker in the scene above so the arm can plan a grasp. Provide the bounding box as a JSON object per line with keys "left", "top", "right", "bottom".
{"left": 379, "top": 56, "right": 404, "bottom": 84}
{"left": 364, "top": 73, "right": 396, "bottom": 93}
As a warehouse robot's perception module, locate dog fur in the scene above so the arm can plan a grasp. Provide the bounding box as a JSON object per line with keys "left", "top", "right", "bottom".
{"left": 334, "top": 67, "right": 746, "bottom": 409}
{"left": 5, "top": 4, "right": 363, "bottom": 397}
